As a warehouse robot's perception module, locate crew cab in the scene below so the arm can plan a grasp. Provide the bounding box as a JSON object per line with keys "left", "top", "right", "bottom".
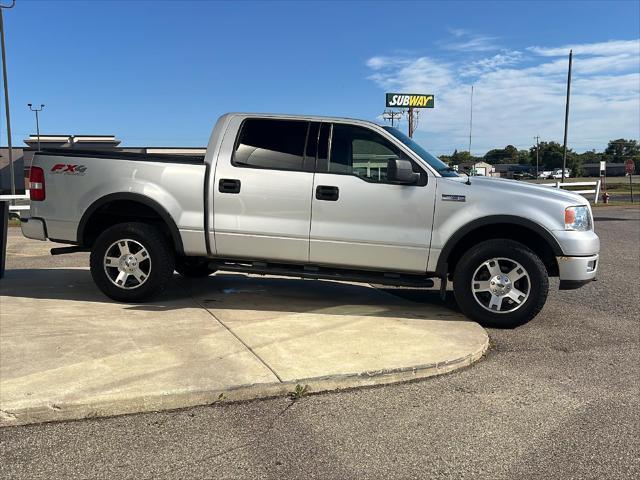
{"left": 21, "top": 113, "right": 600, "bottom": 327}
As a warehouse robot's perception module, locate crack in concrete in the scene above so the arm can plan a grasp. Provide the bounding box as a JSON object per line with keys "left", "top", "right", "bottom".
{"left": 175, "top": 280, "right": 284, "bottom": 383}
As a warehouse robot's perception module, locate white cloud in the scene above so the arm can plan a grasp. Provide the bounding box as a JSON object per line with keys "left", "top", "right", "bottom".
{"left": 460, "top": 50, "right": 523, "bottom": 77}
{"left": 367, "top": 56, "right": 453, "bottom": 92}
{"left": 366, "top": 39, "right": 640, "bottom": 155}
{"left": 529, "top": 39, "right": 640, "bottom": 57}
{"left": 439, "top": 29, "right": 500, "bottom": 52}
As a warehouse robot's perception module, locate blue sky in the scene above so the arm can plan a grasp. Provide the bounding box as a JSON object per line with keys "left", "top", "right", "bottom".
{"left": 1, "top": 0, "right": 639, "bottom": 154}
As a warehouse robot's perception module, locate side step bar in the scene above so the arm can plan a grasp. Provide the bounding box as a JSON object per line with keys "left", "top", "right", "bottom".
{"left": 50, "top": 246, "right": 89, "bottom": 255}
{"left": 210, "top": 260, "right": 435, "bottom": 288}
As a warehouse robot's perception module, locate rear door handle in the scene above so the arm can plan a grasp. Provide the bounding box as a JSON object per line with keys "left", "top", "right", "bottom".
{"left": 316, "top": 185, "right": 339, "bottom": 201}
{"left": 219, "top": 178, "right": 241, "bottom": 194}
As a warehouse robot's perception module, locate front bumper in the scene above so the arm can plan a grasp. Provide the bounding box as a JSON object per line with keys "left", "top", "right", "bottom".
{"left": 21, "top": 217, "right": 47, "bottom": 241}
{"left": 557, "top": 254, "right": 598, "bottom": 289}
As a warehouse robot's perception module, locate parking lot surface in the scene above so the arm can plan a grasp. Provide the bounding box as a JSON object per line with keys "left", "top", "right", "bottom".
{"left": 1, "top": 206, "right": 639, "bottom": 479}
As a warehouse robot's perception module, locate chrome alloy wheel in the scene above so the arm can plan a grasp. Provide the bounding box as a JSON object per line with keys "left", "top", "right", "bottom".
{"left": 471, "top": 257, "right": 530, "bottom": 314}
{"left": 103, "top": 239, "right": 152, "bottom": 290}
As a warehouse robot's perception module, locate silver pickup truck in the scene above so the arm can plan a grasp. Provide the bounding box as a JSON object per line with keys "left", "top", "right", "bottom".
{"left": 21, "top": 113, "right": 599, "bottom": 328}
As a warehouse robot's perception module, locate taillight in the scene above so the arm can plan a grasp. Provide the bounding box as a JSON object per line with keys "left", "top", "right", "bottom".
{"left": 29, "top": 167, "right": 46, "bottom": 201}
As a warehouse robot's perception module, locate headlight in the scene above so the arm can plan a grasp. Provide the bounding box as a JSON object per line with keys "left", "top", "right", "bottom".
{"left": 565, "top": 206, "right": 592, "bottom": 231}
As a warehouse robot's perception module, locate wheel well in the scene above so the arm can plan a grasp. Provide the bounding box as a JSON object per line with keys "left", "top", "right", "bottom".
{"left": 444, "top": 223, "right": 559, "bottom": 278}
{"left": 80, "top": 199, "right": 182, "bottom": 253}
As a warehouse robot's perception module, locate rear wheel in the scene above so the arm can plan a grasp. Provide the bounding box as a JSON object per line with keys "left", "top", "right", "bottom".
{"left": 90, "top": 222, "right": 175, "bottom": 302}
{"left": 452, "top": 239, "right": 548, "bottom": 328}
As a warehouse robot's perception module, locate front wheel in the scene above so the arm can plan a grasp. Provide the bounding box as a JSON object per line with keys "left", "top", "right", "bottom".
{"left": 90, "top": 222, "right": 175, "bottom": 302}
{"left": 452, "top": 239, "right": 549, "bottom": 328}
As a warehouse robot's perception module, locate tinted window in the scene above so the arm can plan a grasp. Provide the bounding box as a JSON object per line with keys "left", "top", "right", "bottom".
{"left": 318, "top": 123, "right": 330, "bottom": 161}
{"left": 305, "top": 122, "right": 320, "bottom": 161}
{"left": 329, "top": 124, "right": 403, "bottom": 182}
{"left": 234, "top": 119, "right": 308, "bottom": 171}
{"left": 382, "top": 126, "right": 458, "bottom": 177}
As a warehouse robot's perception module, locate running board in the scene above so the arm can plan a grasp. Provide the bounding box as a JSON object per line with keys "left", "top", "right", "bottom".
{"left": 210, "top": 260, "right": 435, "bottom": 288}
{"left": 50, "top": 246, "right": 89, "bottom": 255}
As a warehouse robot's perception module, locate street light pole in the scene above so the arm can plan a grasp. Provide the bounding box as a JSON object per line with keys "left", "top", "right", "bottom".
{"left": 534, "top": 135, "right": 540, "bottom": 178}
{"left": 0, "top": 0, "right": 15, "bottom": 280}
{"left": 0, "top": 1, "right": 16, "bottom": 196}
{"left": 28, "top": 103, "right": 45, "bottom": 151}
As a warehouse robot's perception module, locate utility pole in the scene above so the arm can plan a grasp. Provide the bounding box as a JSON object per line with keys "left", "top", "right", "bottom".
{"left": 534, "top": 135, "right": 540, "bottom": 178}
{"left": 0, "top": 0, "right": 16, "bottom": 196}
{"left": 28, "top": 103, "right": 44, "bottom": 150}
{"left": 407, "top": 107, "right": 415, "bottom": 138}
{"left": 561, "top": 50, "right": 573, "bottom": 183}
{"left": 382, "top": 109, "right": 402, "bottom": 127}
{"left": 468, "top": 85, "right": 474, "bottom": 154}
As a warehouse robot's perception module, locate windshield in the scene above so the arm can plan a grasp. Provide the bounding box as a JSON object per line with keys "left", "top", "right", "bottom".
{"left": 382, "top": 126, "right": 458, "bottom": 177}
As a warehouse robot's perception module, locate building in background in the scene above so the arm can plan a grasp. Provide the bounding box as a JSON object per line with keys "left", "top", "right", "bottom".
{"left": 0, "top": 134, "right": 206, "bottom": 194}
{"left": 458, "top": 161, "right": 494, "bottom": 176}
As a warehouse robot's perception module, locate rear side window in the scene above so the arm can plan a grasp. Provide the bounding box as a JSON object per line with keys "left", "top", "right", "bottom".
{"left": 233, "top": 118, "right": 308, "bottom": 171}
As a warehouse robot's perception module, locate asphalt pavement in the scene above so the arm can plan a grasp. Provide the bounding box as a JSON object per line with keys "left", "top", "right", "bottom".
{"left": 1, "top": 206, "right": 639, "bottom": 480}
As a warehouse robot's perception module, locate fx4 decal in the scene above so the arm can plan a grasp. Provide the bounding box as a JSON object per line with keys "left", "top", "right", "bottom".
{"left": 51, "top": 164, "right": 87, "bottom": 175}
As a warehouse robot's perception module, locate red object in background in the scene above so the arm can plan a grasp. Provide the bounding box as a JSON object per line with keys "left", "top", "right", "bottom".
{"left": 625, "top": 160, "right": 635, "bottom": 175}
{"left": 29, "top": 167, "right": 45, "bottom": 201}
{"left": 602, "top": 191, "right": 610, "bottom": 204}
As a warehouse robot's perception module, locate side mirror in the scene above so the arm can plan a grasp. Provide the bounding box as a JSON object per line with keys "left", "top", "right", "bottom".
{"left": 387, "top": 158, "right": 420, "bottom": 184}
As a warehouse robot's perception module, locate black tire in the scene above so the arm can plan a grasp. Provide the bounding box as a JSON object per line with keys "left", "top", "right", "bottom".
{"left": 90, "top": 222, "right": 175, "bottom": 302}
{"left": 175, "top": 258, "right": 216, "bottom": 278}
{"left": 452, "top": 239, "right": 548, "bottom": 328}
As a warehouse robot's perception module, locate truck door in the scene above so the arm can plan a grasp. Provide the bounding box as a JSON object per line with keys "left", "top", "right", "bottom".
{"left": 213, "top": 118, "right": 316, "bottom": 263}
{"left": 310, "top": 123, "right": 436, "bottom": 273}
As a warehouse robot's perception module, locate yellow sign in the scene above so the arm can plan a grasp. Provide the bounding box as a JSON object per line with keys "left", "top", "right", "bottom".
{"left": 386, "top": 93, "right": 434, "bottom": 108}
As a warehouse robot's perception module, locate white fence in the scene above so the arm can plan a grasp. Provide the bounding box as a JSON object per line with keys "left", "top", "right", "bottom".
{"left": 540, "top": 180, "right": 601, "bottom": 204}
{"left": 0, "top": 191, "right": 30, "bottom": 217}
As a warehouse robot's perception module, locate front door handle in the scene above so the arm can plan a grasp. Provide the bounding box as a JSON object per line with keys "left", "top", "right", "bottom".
{"left": 219, "top": 178, "right": 241, "bottom": 194}
{"left": 316, "top": 185, "right": 339, "bottom": 201}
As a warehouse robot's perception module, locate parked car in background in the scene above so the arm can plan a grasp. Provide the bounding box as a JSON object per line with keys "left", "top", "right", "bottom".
{"left": 538, "top": 170, "right": 553, "bottom": 179}
{"left": 513, "top": 172, "right": 535, "bottom": 180}
{"left": 21, "top": 113, "right": 599, "bottom": 328}
{"left": 552, "top": 169, "right": 571, "bottom": 179}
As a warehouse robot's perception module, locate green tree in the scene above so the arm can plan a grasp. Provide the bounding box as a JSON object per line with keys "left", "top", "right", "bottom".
{"left": 450, "top": 149, "right": 478, "bottom": 165}
{"left": 578, "top": 150, "right": 602, "bottom": 163}
{"left": 567, "top": 154, "right": 583, "bottom": 177}
{"left": 484, "top": 145, "right": 519, "bottom": 164}
{"left": 439, "top": 154, "right": 452, "bottom": 165}
{"left": 604, "top": 139, "right": 639, "bottom": 162}
{"left": 518, "top": 150, "right": 531, "bottom": 165}
{"left": 529, "top": 141, "right": 568, "bottom": 169}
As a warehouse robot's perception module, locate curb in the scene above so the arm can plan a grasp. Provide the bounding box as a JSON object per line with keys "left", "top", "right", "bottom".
{"left": 0, "top": 335, "right": 488, "bottom": 427}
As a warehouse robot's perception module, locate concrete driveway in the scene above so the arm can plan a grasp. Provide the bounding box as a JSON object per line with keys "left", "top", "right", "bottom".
{"left": 1, "top": 250, "right": 487, "bottom": 426}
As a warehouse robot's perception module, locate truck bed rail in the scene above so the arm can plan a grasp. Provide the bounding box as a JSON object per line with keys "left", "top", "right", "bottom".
{"left": 37, "top": 148, "right": 205, "bottom": 165}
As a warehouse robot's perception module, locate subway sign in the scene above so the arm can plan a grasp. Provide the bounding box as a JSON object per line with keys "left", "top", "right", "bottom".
{"left": 386, "top": 93, "right": 434, "bottom": 108}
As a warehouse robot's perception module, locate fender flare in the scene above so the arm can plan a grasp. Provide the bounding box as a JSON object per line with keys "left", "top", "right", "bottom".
{"left": 77, "top": 192, "right": 184, "bottom": 255}
{"left": 435, "top": 215, "right": 564, "bottom": 275}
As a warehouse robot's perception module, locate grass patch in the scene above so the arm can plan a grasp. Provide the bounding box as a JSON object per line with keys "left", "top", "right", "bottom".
{"left": 592, "top": 201, "right": 639, "bottom": 208}
{"left": 288, "top": 384, "right": 309, "bottom": 401}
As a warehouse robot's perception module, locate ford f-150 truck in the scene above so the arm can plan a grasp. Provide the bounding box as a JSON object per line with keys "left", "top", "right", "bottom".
{"left": 21, "top": 113, "right": 600, "bottom": 328}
